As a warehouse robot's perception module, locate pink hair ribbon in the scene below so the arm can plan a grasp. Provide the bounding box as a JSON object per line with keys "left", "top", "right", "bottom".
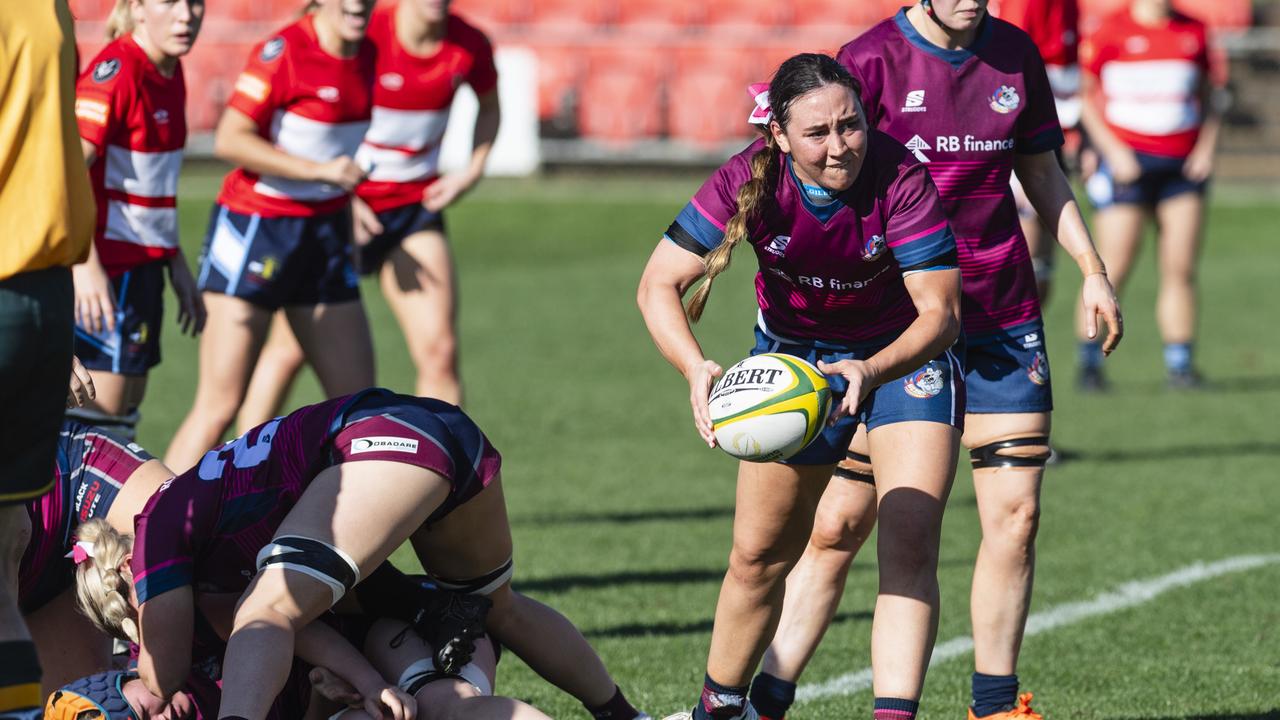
{"left": 66, "top": 540, "right": 96, "bottom": 565}
{"left": 747, "top": 82, "right": 772, "bottom": 125}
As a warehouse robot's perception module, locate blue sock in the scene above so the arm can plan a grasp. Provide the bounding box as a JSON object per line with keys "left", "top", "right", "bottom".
{"left": 873, "top": 697, "right": 919, "bottom": 720}
{"left": 1164, "top": 342, "right": 1193, "bottom": 373}
{"left": 749, "top": 672, "right": 796, "bottom": 719}
{"left": 1078, "top": 340, "right": 1103, "bottom": 370}
{"left": 694, "top": 674, "right": 749, "bottom": 720}
{"left": 971, "top": 672, "right": 1019, "bottom": 717}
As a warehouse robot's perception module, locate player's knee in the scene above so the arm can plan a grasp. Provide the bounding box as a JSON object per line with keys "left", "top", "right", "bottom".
{"left": 991, "top": 498, "right": 1041, "bottom": 549}
{"left": 969, "top": 436, "right": 1052, "bottom": 471}
{"left": 410, "top": 331, "right": 458, "bottom": 374}
{"left": 875, "top": 512, "right": 940, "bottom": 580}
{"left": 810, "top": 504, "right": 870, "bottom": 555}
{"left": 727, "top": 543, "right": 788, "bottom": 593}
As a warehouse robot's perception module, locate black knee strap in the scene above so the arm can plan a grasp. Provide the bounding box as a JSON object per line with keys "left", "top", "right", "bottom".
{"left": 834, "top": 450, "right": 874, "bottom": 485}
{"left": 969, "top": 436, "right": 1051, "bottom": 469}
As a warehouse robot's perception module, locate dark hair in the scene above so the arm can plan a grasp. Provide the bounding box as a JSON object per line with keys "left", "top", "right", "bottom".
{"left": 685, "top": 53, "right": 864, "bottom": 321}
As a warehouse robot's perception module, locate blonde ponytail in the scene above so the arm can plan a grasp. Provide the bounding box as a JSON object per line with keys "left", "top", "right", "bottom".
{"left": 73, "top": 519, "right": 140, "bottom": 644}
{"left": 104, "top": 0, "right": 135, "bottom": 40}
{"left": 685, "top": 134, "right": 780, "bottom": 322}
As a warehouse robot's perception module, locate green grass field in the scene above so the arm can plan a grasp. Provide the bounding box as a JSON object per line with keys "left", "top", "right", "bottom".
{"left": 142, "top": 163, "right": 1280, "bottom": 718}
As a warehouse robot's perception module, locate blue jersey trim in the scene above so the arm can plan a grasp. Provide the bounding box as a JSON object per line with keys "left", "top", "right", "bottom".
{"left": 787, "top": 158, "right": 845, "bottom": 224}
{"left": 892, "top": 225, "right": 957, "bottom": 267}
{"left": 135, "top": 562, "right": 192, "bottom": 605}
{"left": 672, "top": 202, "right": 726, "bottom": 252}
{"left": 1016, "top": 127, "right": 1066, "bottom": 155}
{"left": 893, "top": 8, "right": 993, "bottom": 70}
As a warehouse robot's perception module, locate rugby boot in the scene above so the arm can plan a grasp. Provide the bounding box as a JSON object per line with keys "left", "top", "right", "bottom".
{"left": 1077, "top": 365, "right": 1107, "bottom": 393}
{"left": 1166, "top": 368, "right": 1204, "bottom": 390}
{"left": 967, "top": 692, "right": 1043, "bottom": 720}
{"left": 662, "top": 706, "right": 760, "bottom": 720}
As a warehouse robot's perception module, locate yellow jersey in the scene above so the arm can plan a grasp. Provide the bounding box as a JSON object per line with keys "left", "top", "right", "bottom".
{"left": 0, "top": 0, "right": 94, "bottom": 280}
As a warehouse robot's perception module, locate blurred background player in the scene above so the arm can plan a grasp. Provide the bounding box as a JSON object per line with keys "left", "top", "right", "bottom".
{"left": 991, "top": 0, "right": 1082, "bottom": 302}
{"left": 236, "top": 0, "right": 501, "bottom": 428}
{"left": 69, "top": 0, "right": 208, "bottom": 443}
{"left": 162, "top": 0, "right": 379, "bottom": 471}
{"left": 19, "top": 421, "right": 172, "bottom": 694}
{"left": 1077, "top": 0, "right": 1222, "bottom": 390}
{"left": 0, "top": 1, "right": 95, "bottom": 716}
{"left": 750, "top": 2, "right": 1122, "bottom": 719}
{"left": 639, "top": 54, "right": 964, "bottom": 720}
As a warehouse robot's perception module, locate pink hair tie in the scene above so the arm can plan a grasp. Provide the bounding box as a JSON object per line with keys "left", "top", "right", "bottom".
{"left": 67, "top": 540, "right": 96, "bottom": 565}
{"left": 747, "top": 82, "right": 772, "bottom": 125}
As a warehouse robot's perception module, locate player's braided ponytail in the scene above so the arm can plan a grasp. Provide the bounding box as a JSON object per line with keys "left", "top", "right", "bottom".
{"left": 73, "top": 519, "right": 140, "bottom": 644}
{"left": 685, "top": 53, "right": 862, "bottom": 322}
{"left": 104, "top": 0, "right": 134, "bottom": 40}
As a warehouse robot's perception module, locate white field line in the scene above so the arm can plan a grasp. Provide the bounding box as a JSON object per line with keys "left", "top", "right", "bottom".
{"left": 795, "top": 554, "right": 1280, "bottom": 704}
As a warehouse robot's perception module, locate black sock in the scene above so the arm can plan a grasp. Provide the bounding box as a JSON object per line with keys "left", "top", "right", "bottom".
{"left": 584, "top": 685, "right": 642, "bottom": 720}
{"left": 971, "top": 673, "right": 1019, "bottom": 717}
{"left": 749, "top": 672, "right": 796, "bottom": 719}
{"left": 0, "top": 641, "right": 41, "bottom": 715}
{"left": 693, "top": 674, "right": 749, "bottom": 720}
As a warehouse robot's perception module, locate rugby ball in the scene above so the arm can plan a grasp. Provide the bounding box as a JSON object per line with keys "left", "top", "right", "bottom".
{"left": 709, "top": 353, "right": 832, "bottom": 463}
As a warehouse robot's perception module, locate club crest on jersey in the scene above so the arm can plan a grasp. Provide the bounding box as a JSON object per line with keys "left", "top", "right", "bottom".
{"left": 990, "top": 85, "right": 1020, "bottom": 114}
{"left": 766, "top": 235, "right": 791, "bottom": 257}
{"left": 153, "top": 109, "right": 169, "bottom": 125}
{"left": 318, "top": 86, "right": 340, "bottom": 102}
{"left": 261, "top": 37, "right": 286, "bottom": 61}
{"left": 1028, "top": 352, "right": 1049, "bottom": 386}
{"left": 904, "top": 363, "right": 945, "bottom": 399}
{"left": 92, "top": 59, "right": 121, "bottom": 83}
{"left": 862, "top": 234, "right": 886, "bottom": 261}
{"left": 380, "top": 73, "right": 405, "bottom": 91}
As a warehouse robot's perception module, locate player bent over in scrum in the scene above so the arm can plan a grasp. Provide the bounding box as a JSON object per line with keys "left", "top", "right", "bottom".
{"left": 73, "top": 388, "right": 649, "bottom": 720}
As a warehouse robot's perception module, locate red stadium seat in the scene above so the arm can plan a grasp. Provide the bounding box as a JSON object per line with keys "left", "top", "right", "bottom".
{"left": 527, "top": 0, "right": 614, "bottom": 33}
{"left": 527, "top": 43, "right": 586, "bottom": 121}
{"left": 790, "top": 0, "right": 886, "bottom": 32}
{"left": 613, "top": 0, "right": 703, "bottom": 36}
{"left": 701, "top": 0, "right": 791, "bottom": 37}
{"left": 667, "top": 66, "right": 755, "bottom": 148}
{"left": 1174, "top": 0, "right": 1252, "bottom": 31}
{"left": 577, "top": 53, "right": 666, "bottom": 144}
{"left": 453, "top": 0, "right": 530, "bottom": 29}
{"left": 181, "top": 43, "right": 251, "bottom": 133}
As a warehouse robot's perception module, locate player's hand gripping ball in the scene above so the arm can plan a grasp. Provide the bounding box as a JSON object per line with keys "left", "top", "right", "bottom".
{"left": 708, "top": 353, "right": 832, "bottom": 463}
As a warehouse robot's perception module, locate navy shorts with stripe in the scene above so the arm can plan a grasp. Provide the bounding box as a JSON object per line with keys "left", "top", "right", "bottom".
{"left": 356, "top": 202, "right": 445, "bottom": 275}
{"left": 75, "top": 259, "right": 165, "bottom": 375}
{"left": 1086, "top": 151, "right": 1207, "bottom": 210}
{"left": 197, "top": 204, "right": 360, "bottom": 309}
{"left": 750, "top": 326, "right": 965, "bottom": 465}
{"left": 964, "top": 318, "right": 1054, "bottom": 414}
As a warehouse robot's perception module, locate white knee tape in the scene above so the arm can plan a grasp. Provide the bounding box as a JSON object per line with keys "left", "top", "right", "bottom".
{"left": 255, "top": 536, "right": 361, "bottom": 606}
{"left": 397, "top": 657, "right": 492, "bottom": 698}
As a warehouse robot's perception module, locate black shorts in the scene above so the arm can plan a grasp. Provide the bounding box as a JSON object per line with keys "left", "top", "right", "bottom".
{"left": 1086, "top": 151, "right": 1207, "bottom": 209}
{"left": 197, "top": 204, "right": 361, "bottom": 309}
{"left": 75, "top": 259, "right": 165, "bottom": 375}
{"left": 356, "top": 202, "right": 446, "bottom": 275}
{"left": 0, "top": 267, "right": 74, "bottom": 505}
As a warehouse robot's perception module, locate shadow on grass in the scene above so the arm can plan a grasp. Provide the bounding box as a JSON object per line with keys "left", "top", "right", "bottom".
{"left": 1108, "top": 374, "right": 1280, "bottom": 396}
{"left": 1056, "top": 441, "right": 1280, "bottom": 463}
{"left": 1111, "top": 707, "right": 1280, "bottom": 712}
{"left": 516, "top": 568, "right": 724, "bottom": 593}
{"left": 518, "top": 506, "right": 735, "bottom": 526}
{"left": 586, "top": 609, "right": 874, "bottom": 639}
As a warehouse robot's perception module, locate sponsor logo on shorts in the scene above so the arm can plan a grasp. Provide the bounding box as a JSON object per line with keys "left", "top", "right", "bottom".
{"left": 862, "top": 234, "right": 886, "bottom": 262}
{"left": 904, "top": 363, "right": 945, "bottom": 399}
{"left": 1022, "top": 332, "right": 1042, "bottom": 349}
{"left": 905, "top": 135, "right": 931, "bottom": 163}
{"left": 247, "top": 257, "right": 277, "bottom": 281}
{"left": 351, "top": 436, "right": 420, "bottom": 454}
{"left": 130, "top": 323, "right": 149, "bottom": 345}
{"left": 93, "top": 59, "right": 121, "bottom": 83}
{"left": 990, "top": 84, "right": 1021, "bottom": 114}
{"left": 1028, "top": 351, "right": 1050, "bottom": 386}
{"left": 261, "top": 37, "right": 286, "bottom": 62}
{"left": 766, "top": 235, "right": 791, "bottom": 256}
{"left": 902, "top": 89, "right": 927, "bottom": 113}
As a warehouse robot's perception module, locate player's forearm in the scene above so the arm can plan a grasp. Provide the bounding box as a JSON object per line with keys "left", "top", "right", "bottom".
{"left": 294, "top": 621, "right": 387, "bottom": 695}
{"left": 465, "top": 93, "right": 501, "bottom": 182}
{"left": 1079, "top": 91, "right": 1130, "bottom": 162}
{"left": 214, "top": 124, "right": 322, "bottom": 183}
{"left": 1014, "top": 153, "right": 1103, "bottom": 276}
{"left": 864, "top": 271, "right": 961, "bottom": 385}
{"left": 637, "top": 279, "right": 708, "bottom": 379}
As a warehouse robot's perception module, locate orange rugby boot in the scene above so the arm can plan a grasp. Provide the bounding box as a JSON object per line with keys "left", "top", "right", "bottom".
{"left": 967, "top": 692, "right": 1043, "bottom": 720}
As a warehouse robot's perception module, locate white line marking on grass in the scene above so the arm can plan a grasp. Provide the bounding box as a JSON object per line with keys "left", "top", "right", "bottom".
{"left": 795, "top": 554, "right": 1280, "bottom": 703}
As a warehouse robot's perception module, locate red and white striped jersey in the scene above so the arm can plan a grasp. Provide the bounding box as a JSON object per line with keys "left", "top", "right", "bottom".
{"left": 1082, "top": 9, "right": 1211, "bottom": 157}
{"left": 355, "top": 6, "right": 498, "bottom": 213}
{"left": 75, "top": 36, "right": 185, "bottom": 276}
{"left": 217, "top": 15, "right": 375, "bottom": 218}
{"left": 990, "top": 0, "right": 1081, "bottom": 127}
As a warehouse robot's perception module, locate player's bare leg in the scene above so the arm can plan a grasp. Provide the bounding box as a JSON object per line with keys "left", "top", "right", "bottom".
{"left": 237, "top": 312, "right": 305, "bottom": 432}
{"left": 1154, "top": 192, "right": 1205, "bottom": 385}
{"left": 24, "top": 588, "right": 112, "bottom": 695}
{"left": 67, "top": 372, "right": 147, "bottom": 440}
{"left": 965, "top": 412, "right": 1052, "bottom": 715}
{"left": 412, "top": 476, "right": 640, "bottom": 713}
{"left": 1075, "top": 205, "right": 1143, "bottom": 389}
{"left": 218, "top": 461, "right": 453, "bottom": 720}
{"left": 866, "top": 421, "right": 959, "bottom": 701}
{"left": 380, "top": 229, "right": 461, "bottom": 404}
{"left": 163, "top": 294, "right": 270, "bottom": 471}
{"left": 284, "top": 300, "right": 376, "bottom": 399}
{"left": 757, "top": 428, "right": 876, "bottom": 718}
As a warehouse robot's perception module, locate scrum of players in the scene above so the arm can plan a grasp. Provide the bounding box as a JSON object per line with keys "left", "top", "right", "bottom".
{"left": 4, "top": 0, "right": 1219, "bottom": 718}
